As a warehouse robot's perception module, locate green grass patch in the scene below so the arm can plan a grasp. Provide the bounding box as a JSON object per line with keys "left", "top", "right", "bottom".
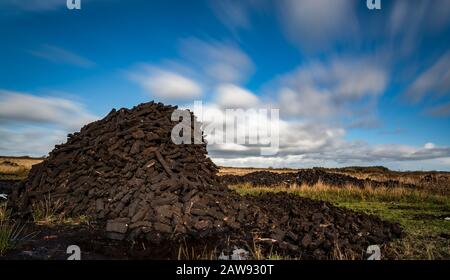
{"left": 0, "top": 203, "right": 26, "bottom": 256}
{"left": 31, "top": 194, "right": 65, "bottom": 224}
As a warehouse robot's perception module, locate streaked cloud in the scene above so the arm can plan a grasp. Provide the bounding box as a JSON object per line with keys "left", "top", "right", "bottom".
{"left": 180, "top": 38, "right": 254, "bottom": 83}
{"left": 0, "top": 90, "right": 98, "bottom": 130}
{"left": 29, "top": 44, "right": 96, "bottom": 68}
{"left": 0, "top": 127, "right": 67, "bottom": 157}
{"left": 388, "top": 0, "right": 450, "bottom": 55}
{"left": 277, "top": 0, "right": 358, "bottom": 50}
{"left": 346, "top": 117, "right": 382, "bottom": 130}
{"left": 404, "top": 51, "right": 450, "bottom": 103}
{"left": 208, "top": 0, "right": 267, "bottom": 32}
{"left": 425, "top": 103, "right": 450, "bottom": 117}
{"left": 0, "top": 89, "right": 98, "bottom": 156}
{"left": 272, "top": 57, "right": 387, "bottom": 120}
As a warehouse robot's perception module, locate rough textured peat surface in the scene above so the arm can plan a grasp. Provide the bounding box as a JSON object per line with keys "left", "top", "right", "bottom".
{"left": 9, "top": 102, "right": 403, "bottom": 259}
{"left": 221, "top": 169, "right": 416, "bottom": 189}
{"left": 246, "top": 193, "right": 403, "bottom": 259}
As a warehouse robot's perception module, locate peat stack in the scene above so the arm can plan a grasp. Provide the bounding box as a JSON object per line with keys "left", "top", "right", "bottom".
{"left": 10, "top": 102, "right": 254, "bottom": 241}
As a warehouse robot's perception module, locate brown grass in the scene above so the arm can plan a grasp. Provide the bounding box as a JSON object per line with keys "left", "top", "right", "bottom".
{"left": 232, "top": 180, "right": 450, "bottom": 205}
{"left": 220, "top": 166, "right": 450, "bottom": 195}
{"left": 0, "top": 157, "right": 43, "bottom": 180}
{"left": 0, "top": 157, "right": 43, "bottom": 170}
{"left": 0, "top": 203, "right": 27, "bottom": 255}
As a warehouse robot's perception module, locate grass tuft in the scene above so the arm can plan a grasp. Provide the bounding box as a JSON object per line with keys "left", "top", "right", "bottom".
{"left": 0, "top": 203, "right": 26, "bottom": 255}
{"left": 177, "top": 240, "right": 218, "bottom": 260}
{"left": 31, "top": 194, "right": 65, "bottom": 224}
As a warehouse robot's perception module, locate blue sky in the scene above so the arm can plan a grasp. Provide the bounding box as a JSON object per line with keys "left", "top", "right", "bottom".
{"left": 1, "top": 0, "right": 450, "bottom": 170}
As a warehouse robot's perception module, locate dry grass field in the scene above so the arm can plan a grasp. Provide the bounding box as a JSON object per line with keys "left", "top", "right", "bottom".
{"left": 0, "top": 156, "right": 43, "bottom": 180}
{"left": 218, "top": 166, "right": 301, "bottom": 176}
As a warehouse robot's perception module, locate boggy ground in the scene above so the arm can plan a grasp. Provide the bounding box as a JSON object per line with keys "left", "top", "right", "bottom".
{"left": 1, "top": 192, "right": 403, "bottom": 260}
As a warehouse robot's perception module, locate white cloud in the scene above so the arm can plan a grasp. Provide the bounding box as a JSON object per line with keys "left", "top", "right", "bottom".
{"left": 180, "top": 38, "right": 254, "bottom": 83}
{"left": 215, "top": 84, "right": 260, "bottom": 108}
{"left": 194, "top": 102, "right": 277, "bottom": 153}
{"left": 272, "top": 57, "right": 387, "bottom": 120}
{"left": 0, "top": 90, "right": 98, "bottom": 130}
{"left": 190, "top": 101, "right": 344, "bottom": 159}
{"left": 29, "top": 44, "right": 95, "bottom": 68}
{"left": 0, "top": 89, "right": 98, "bottom": 156}
{"left": 424, "top": 143, "right": 436, "bottom": 149}
{"left": 331, "top": 59, "right": 386, "bottom": 99}
{"left": 211, "top": 139, "right": 450, "bottom": 171}
{"left": 129, "top": 66, "right": 202, "bottom": 101}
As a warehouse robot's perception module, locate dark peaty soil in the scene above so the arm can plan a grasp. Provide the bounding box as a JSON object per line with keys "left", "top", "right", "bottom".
{"left": 3, "top": 192, "right": 403, "bottom": 260}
